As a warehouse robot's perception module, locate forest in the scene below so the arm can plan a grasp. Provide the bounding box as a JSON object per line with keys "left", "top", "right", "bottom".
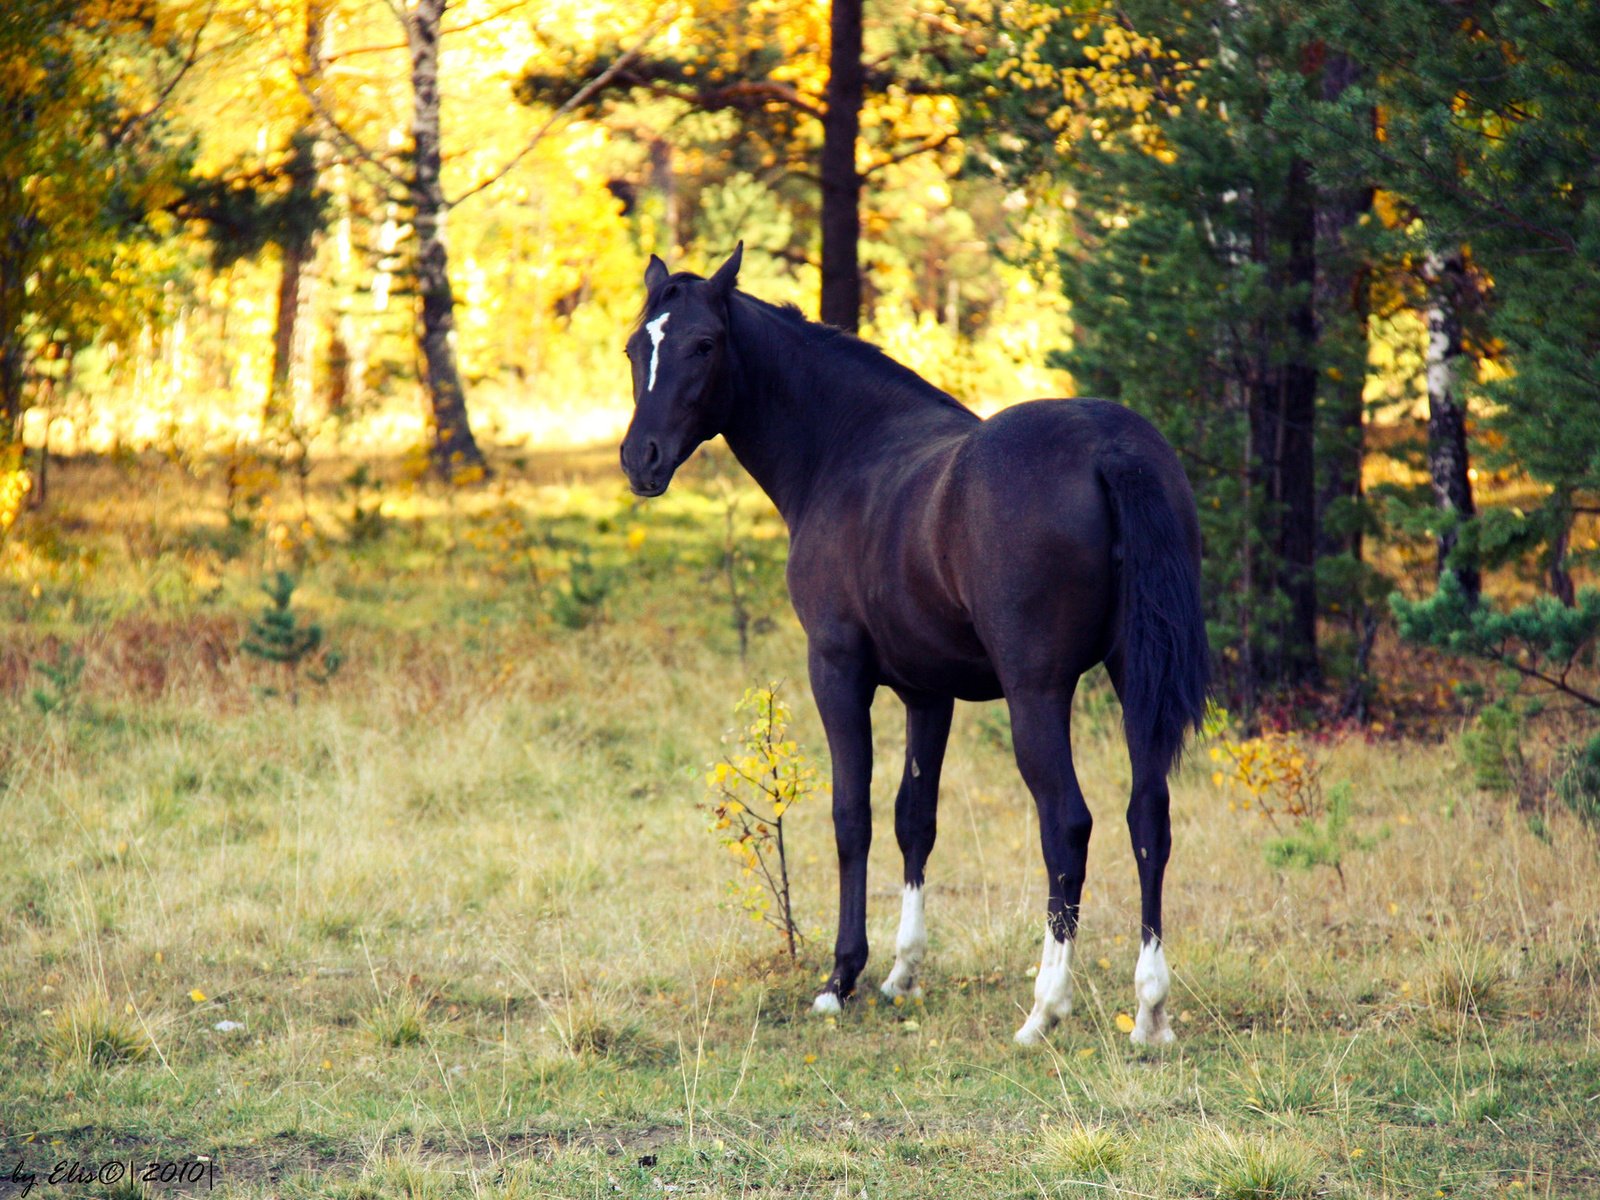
{"left": 2, "top": 2, "right": 1598, "bottom": 1198}
{"left": 5, "top": 0, "right": 1599, "bottom": 717}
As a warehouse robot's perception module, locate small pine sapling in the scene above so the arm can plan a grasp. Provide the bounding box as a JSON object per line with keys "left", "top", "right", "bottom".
{"left": 1394, "top": 572, "right": 1600, "bottom": 810}
{"left": 547, "top": 540, "right": 613, "bottom": 630}
{"left": 32, "top": 643, "right": 85, "bottom": 715}
{"left": 1556, "top": 733, "right": 1600, "bottom": 829}
{"left": 241, "top": 572, "right": 341, "bottom": 703}
{"left": 1262, "top": 782, "right": 1375, "bottom": 889}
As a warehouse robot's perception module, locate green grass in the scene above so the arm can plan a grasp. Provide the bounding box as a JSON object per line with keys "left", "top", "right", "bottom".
{"left": 1, "top": 447, "right": 1597, "bottom": 1197}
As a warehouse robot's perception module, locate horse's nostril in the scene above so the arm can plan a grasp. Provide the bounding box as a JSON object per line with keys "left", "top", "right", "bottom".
{"left": 642, "top": 439, "right": 662, "bottom": 471}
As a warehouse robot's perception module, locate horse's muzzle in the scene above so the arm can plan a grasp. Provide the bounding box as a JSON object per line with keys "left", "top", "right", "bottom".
{"left": 620, "top": 435, "right": 672, "bottom": 497}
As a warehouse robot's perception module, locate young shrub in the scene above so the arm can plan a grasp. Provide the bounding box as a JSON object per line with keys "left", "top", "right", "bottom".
{"left": 1211, "top": 726, "right": 1377, "bottom": 885}
{"left": 1556, "top": 732, "right": 1600, "bottom": 828}
{"left": 1262, "top": 782, "right": 1376, "bottom": 889}
{"left": 546, "top": 540, "right": 613, "bottom": 630}
{"left": 705, "top": 684, "right": 824, "bottom": 960}
{"left": 1209, "top": 729, "right": 1322, "bottom": 822}
{"left": 1460, "top": 698, "right": 1532, "bottom": 800}
{"left": 340, "top": 464, "right": 389, "bottom": 546}
{"left": 0, "top": 450, "right": 31, "bottom": 542}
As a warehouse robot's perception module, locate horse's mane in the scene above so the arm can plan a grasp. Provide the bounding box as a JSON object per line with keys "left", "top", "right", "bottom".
{"left": 730, "top": 290, "right": 972, "bottom": 417}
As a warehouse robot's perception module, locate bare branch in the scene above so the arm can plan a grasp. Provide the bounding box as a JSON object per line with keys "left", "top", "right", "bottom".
{"left": 321, "top": 40, "right": 410, "bottom": 66}
{"left": 449, "top": 7, "right": 676, "bottom": 209}
{"left": 284, "top": 12, "right": 411, "bottom": 201}
{"left": 110, "top": 0, "right": 218, "bottom": 150}
{"left": 861, "top": 131, "right": 957, "bottom": 178}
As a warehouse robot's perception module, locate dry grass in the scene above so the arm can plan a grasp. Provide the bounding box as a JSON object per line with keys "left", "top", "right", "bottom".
{"left": 42, "top": 994, "right": 150, "bottom": 1067}
{"left": 1, "top": 449, "right": 1597, "bottom": 1198}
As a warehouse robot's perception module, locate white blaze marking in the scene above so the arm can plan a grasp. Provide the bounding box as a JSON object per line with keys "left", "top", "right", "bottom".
{"left": 1130, "top": 937, "right": 1175, "bottom": 1046}
{"left": 645, "top": 311, "right": 671, "bottom": 391}
{"left": 1014, "top": 932, "right": 1074, "bottom": 1045}
{"left": 881, "top": 884, "right": 927, "bottom": 1000}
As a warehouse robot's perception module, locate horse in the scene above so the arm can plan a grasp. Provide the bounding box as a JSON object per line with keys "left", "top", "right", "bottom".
{"left": 619, "top": 244, "right": 1210, "bottom": 1046}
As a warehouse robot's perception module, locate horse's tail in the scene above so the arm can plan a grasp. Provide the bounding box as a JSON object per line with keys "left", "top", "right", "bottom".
{"left": 1097, "top": 443, "right": 1211, "bottom": 770}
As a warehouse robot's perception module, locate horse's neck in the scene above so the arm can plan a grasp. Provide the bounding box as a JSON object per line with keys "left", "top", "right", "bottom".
{"left": 719, "top": 304, "right": 969, "bottom": 526}
{"left": 717, "top": 362, "right": 826, "bottom": 525}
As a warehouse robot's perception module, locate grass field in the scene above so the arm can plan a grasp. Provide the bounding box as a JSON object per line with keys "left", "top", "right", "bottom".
{"left": 2, "top": 448, "right": 1597, "bottom": 1199}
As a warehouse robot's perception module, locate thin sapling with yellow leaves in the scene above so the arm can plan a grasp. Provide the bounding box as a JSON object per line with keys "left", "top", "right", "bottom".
{"left": 705, "top": 684, "right": 824, "bottom": 960}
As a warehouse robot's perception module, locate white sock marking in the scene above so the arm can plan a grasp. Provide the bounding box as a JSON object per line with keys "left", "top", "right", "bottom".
{"left": 881, "top": 884, "right": 926, "bottom": 1000}
{"left": 1014, "top": 931, "right": 1074, "bottom": 1045}
{"left": 645, "top": 311, "right": 671, "bottom": 391}
{"left": 811, "top": 991, "right": 841, "bottom": 1015}
{"left": 1131, "top": 938, "right": 1175, "bottom": 1046}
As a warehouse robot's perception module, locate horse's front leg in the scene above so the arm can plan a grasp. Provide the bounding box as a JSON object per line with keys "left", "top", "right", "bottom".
{"left": 808, "top": 644, "right": 876, "bottom": 1014}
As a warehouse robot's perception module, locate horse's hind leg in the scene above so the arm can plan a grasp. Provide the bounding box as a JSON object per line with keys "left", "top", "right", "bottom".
{"left": 1006, "top": 686, "right": 1091, "bottom": 1046}
{"left": 1109, "top": 656, "right": 1176, "bottom": 1046}
{"left": 1127, "top": 744, "right": 1175, "bottom": 1045}
{"left": 882, "top": 694, "right": 954, "bottom": 1002}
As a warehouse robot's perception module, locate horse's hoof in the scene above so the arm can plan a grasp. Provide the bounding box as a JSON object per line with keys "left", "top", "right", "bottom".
{"left": 811, "top": 992, "right": 842, "bottom": 1015}
{"left": 1130, "top": 1019, "right": 1175, "bottom": 1047}
{"left": 1013, "top": 1019, "right": 1048, "bottom": 1046}
{"left": 879, "top": 973, "right": 922, "bottom": 1002}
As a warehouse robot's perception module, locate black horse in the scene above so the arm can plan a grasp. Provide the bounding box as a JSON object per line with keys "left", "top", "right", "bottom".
{"left": 620, "top": 246, "right": 1209, "bottom": 1045}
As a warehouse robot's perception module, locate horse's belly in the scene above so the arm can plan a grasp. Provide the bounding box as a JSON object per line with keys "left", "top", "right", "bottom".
{"left": 869, "top": 615, "right": 1002, "bottom": 701}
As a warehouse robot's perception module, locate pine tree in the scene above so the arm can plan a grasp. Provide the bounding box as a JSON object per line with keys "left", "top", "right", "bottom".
{"left": 1283, "top": 0, "right": 1600, "bottom": 601}
{"left": 241, "top": 572, "right": 341, "bottom": 703}
{"left": 969, "top": 0, "right": 1344, "bottom": 697}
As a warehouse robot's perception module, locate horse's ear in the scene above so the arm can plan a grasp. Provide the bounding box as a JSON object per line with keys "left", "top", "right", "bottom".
{"left": 644, "top": 254, "right": 669, "bottom": 294}
{"left": 707, "top": 241, "right": 743, "bottom": 298}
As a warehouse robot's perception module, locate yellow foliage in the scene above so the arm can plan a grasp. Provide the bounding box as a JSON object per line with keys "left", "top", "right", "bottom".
{"left": 1209, "top": 728, "right": 1323, "bottom": 820}
{"left": 994, "top": 0, "right": 1195, "bottom": 160}
{"left": 703, "top": 683, "right": 821, "bottom": 955}
{"left": 0, "top": 458, "right": 31, "bottom": 537}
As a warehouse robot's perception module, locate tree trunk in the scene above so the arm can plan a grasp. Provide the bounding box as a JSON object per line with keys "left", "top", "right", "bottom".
{"left": 1243, "top": 158, "right": 1320, "bottom": 692}
{"left": 1422, "top": 249, "right": 1479, "bottom": 602}
{"left": 407, "top": 0, "right": 487, "bottom": 480}
{"left": 1277, "top": 156, "right": 1321, "bottom": 686}
{"left": 265, "top": 5, "right": 328, "bottom": 431}
{"left": 0, "top": 176, "right": 34, "bottom": 447}
{"left": 1313, "top": 53, "right": 1370, "bottom": 565}
{"left": 0, "top": 336, "right": 22, "bottom": 448}
{"left": 819, "top": 0, "right": 863, "bottom": 332}
{"left": 266, "top": 143, "right": 314, "bottom": 431}
{"left": 1548, "top": 497, "right": 1575, "bottom": 607}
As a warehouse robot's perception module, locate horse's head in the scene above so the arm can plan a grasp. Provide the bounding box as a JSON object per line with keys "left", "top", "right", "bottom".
{"left": 619, "top": 243, "right": 742, "bottom": 497}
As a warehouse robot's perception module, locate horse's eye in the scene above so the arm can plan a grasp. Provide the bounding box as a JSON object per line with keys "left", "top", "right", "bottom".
{"left": 695, "top": 338, "right": 715, "bottom": 356}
